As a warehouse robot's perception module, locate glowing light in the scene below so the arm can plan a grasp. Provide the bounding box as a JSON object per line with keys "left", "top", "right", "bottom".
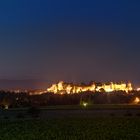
{"left": 58, "top": 81, "right": 64, "bottom": 91}
{"left": 47, "top": 81, "right": 133, "bottom": 94}
{"left": 133, "top": 97, "right": 140, "bottom": 104}
{"left": 137, "top": 88, "right": 140, "bottom": 91}
{"left": 5, "top": 105, "right": 9, "bottom": 110}
{"left": 83, "top": 102, "right": 88, "bottom": 107}
{"left": 66, "top": 85, "right": 72, "bottom": 94}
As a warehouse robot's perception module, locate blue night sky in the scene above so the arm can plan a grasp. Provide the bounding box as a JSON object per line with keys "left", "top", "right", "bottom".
{"left": 0, "top": 0, "right": 140, "bottom": 89}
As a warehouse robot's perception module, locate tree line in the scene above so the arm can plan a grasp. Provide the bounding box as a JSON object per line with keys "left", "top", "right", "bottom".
{"left": 0, "top": 90, "right": 139, "bottom": 109}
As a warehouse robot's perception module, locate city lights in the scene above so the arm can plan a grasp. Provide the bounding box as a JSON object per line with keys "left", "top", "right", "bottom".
{"left": 133, "top": 97, "right": 140, "bottom": 104}
{"left": 83, "top": 102, "right": 88, "bottom": 107}
{"left": 47, "top": 81, "right": 133, "bottom": 94}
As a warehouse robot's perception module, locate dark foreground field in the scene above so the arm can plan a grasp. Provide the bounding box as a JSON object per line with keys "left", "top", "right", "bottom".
{"left": 1, "top": 104, "right": 140, "bottom": 119}
{"left": 1, "top": 105, "right": 140, "bottom": 140}
{"left": 0, "top": 117, "right": 140, "bottom": 140}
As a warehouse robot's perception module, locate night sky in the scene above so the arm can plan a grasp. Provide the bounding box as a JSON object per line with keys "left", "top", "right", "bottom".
{"left": 0, "top": 0, "right": 140, "bottom": 89}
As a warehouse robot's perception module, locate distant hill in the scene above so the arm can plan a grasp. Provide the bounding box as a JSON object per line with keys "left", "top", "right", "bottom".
{"left": 0, "top": 79, "right": 49, "bottom": 90}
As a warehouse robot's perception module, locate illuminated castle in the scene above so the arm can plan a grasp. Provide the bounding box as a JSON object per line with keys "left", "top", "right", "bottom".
{"left": 47, "top": 81, "right": 133, "bottom": 94}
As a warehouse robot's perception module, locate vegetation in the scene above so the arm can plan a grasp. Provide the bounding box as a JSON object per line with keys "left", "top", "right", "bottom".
{"left": 0, "top": 90, "right": 139, "bottom": 139}
{"left": 0, "top": 90, "right": 140, "bottom": 108}
{"left": 27, "top": 106, "right": 41, "bottom": 118}
{"left": 0, "top": 117, "right": 140, "bottom": 140}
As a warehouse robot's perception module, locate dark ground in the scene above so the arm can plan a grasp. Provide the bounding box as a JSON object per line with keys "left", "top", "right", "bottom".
{"left": 0, "top": 105, "right": 140, "bottom": 140}
{"left": 1, "top": 104, "right": 140, "bottom": 119}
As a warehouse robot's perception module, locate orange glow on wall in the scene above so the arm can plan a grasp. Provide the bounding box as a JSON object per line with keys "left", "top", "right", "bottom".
{"left": 47, "top": 81, "right": 133, "bottom": 94}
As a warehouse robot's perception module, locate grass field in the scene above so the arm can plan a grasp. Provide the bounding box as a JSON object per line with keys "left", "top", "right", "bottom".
{"left": 1, "top": 105, "right": 140, "bottom": 140}
{"left": 5, "top": 104, "right": 140, "bottom": 111}
{"left": 0, "top": 117, "right": 140, "bottom": 140}
{"left": 41, "top": 104, "right": 140, "bottom": 110}
{"left": 7, "top": 104, "right": 140, "bottom": 111}
{"left": 1, "top": 104, "right": 140, "bottom": 120}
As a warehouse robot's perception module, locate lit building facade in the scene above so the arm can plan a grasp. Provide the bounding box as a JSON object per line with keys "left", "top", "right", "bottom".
{"left": 47, "top": 81, "right": 133, "bottom": 94}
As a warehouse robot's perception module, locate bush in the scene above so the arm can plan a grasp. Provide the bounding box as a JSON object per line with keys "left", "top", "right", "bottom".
{"left": 3, "top": 116, "right": 9, "bottom": 120}
{"left": 27, "top": 106, "right": 41, "bottom": 118}
{"left": 124, "top": 111, "right": 133, "bottom": 116}
{"left": 16, "top": 113, "right": 25, "bottom": 119}
{"left": 110, "top": 113, "right": 115, "bottom": 117}
{"left": 136, "top": 112, "right": 140, "bottom": 116}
